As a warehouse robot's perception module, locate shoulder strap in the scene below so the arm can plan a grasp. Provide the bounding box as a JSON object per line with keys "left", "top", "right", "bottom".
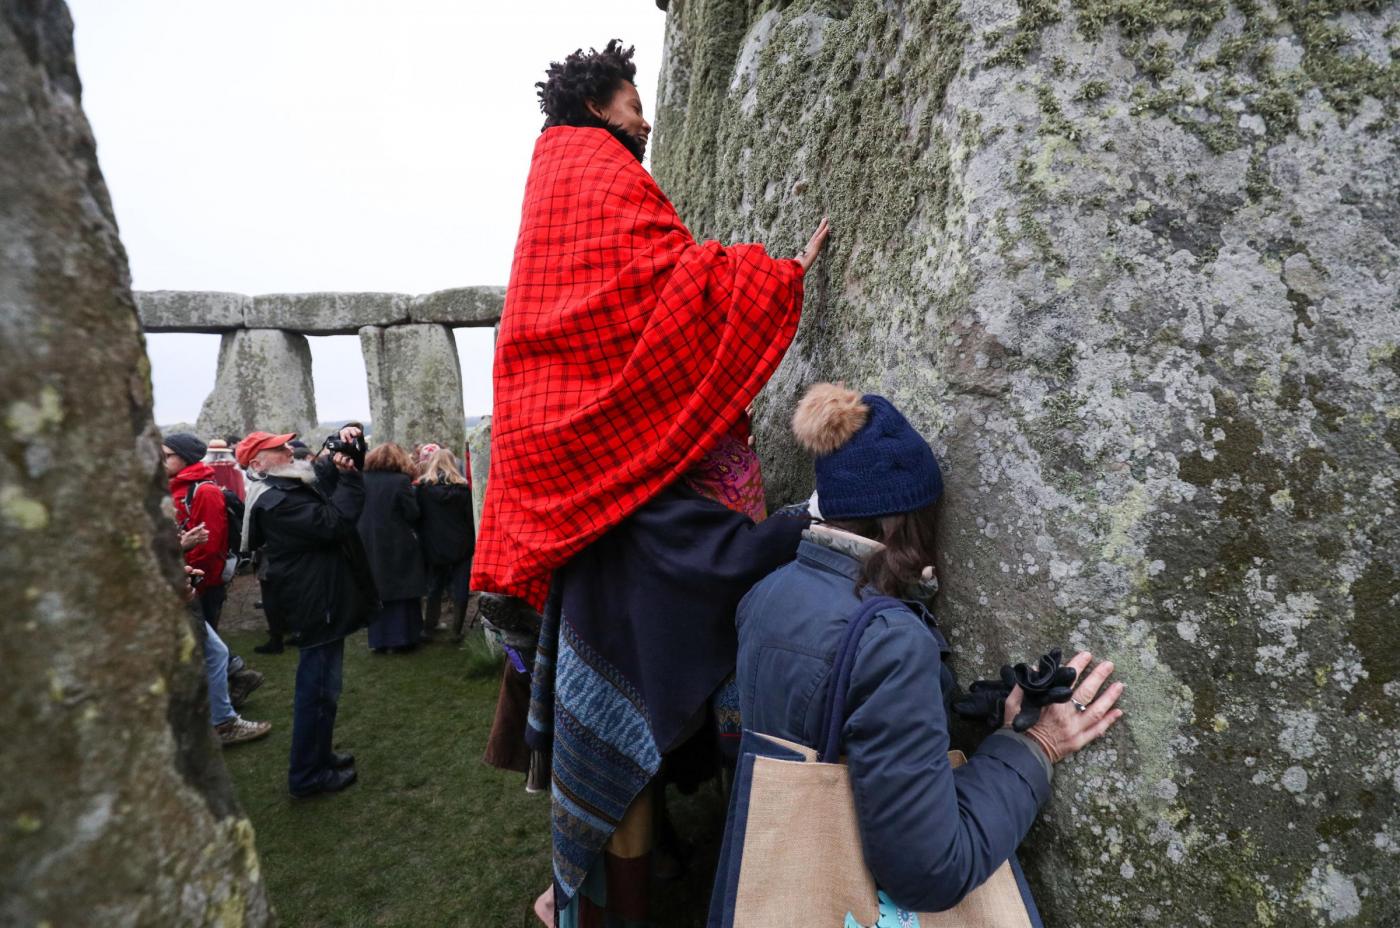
{"left": 180, "top": 480, "right": 211, "bottom": 529}
{"left": 818, "top": 595, "right": 906, "bottom": 763}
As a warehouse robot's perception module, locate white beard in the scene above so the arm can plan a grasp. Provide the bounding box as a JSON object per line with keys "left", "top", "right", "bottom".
{"left": 267, "top": 459, "right": 317, "bottom": 484}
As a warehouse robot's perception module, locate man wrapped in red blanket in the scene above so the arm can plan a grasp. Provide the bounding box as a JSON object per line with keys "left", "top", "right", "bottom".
{"left": 471, "top": 43, "right": 829, "bottom": 614}
{"left": 473, "top": 42, "right": 830, "bottom": 927}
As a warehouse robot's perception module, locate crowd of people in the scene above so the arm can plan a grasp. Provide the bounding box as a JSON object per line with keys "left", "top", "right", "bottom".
{"left": 160, "top": 426, "right": 476, "bottom": 798}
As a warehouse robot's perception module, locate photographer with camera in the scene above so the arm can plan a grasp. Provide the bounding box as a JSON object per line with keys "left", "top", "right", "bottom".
{"left": 237, "top": 426, "right": 379, "bottom": 798}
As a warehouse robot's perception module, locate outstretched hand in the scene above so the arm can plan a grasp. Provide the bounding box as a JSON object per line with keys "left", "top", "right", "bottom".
{"left": 796, "top": 217, "right": 831, "bottom": 274}
{"left": 1004, "top": 651, "right": 1124, "bottom": 763}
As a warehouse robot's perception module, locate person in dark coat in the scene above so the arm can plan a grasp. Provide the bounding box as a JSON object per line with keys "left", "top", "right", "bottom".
{"left": 359, "top": 443, "right": 428, "bottom": 652}
{"left": 736, "top": 385, "right": 1126, "bottom": 916}
{"left": 415, "top": 448, "right": 475, "bottom": 640}
{"left": 239, "top": 426, "right": 377, "bottom": 798}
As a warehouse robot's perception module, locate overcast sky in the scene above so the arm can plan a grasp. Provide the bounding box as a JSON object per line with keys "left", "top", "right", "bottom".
{"left": 68, "top": 1, "right": 667, "bottom": 425}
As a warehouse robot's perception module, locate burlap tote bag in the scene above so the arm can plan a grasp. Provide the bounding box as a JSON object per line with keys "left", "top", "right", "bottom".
{"left": 707, "top": 597, "right": 1041, "bottom": 928}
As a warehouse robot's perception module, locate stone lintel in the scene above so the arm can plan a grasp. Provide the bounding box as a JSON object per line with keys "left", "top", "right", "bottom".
{"left": 134, "top": 288, "right": 505, "bottom": 333}
{"left": 245, "top": 291, "right": 411, "bottom": 335}
{"left": 135, "top": 290, "right": 249, "bottom": 333}
{"left": 409, "top": 286, "right": 506, "bottom": 326}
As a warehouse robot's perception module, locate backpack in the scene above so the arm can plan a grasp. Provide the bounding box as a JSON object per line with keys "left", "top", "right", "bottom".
{"left": 183, "top": 480, "right": 246, "bottom": 556}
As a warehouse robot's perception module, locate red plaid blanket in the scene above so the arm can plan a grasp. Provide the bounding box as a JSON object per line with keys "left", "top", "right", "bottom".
{"left": 470, "top": 126, "right": 805, "bottom": 609}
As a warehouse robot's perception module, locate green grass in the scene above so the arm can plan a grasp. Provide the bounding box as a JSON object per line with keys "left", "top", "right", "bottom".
{"left": 221, "top": 630, "right": 724, "bottom": 927}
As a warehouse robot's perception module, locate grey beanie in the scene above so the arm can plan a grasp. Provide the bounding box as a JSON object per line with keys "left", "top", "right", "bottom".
{"left": 164, "top": 432, "right": 208, "bottom": 466}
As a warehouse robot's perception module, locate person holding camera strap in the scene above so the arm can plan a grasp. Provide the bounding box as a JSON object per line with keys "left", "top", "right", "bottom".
{"left": 237, "top": 426, "right": 379, "bottom": 798}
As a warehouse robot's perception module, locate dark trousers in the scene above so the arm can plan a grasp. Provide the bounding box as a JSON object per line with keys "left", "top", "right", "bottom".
{"left": 198, "top": 584, "right": 227, "bottom": 630}
{"left": 288, "top": 636, "right": 345, "bottom": 794}
{"left": 425, "top": 560, "right": 470, "bottom": 635}
{"left": 258, "top": 578, "right": 285, "bottom": 643}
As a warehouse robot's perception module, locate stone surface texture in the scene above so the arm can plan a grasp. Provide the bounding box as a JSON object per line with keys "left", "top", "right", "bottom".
{"left": 410, "top": 285, "right": 507, "bottom": 326}
{"left": 136, "top": 289, "right": 249, "bottom": 332}
{"left": 466, "top": 417, "right": 492, "bottom": 533}
{"left": 654, "top": 0, "right": 1398, "bottom": 924}
{"left": 360, "top": 323, "right": 467, "bottom": 454}
{"left": 197, "top": 328, "right": 318, "bottom": 439}
{"left": 0, "top": 2, "right": 272, "bottom": 923}
{"left": 245, "top": 290, "right": 410, "bottom": 335}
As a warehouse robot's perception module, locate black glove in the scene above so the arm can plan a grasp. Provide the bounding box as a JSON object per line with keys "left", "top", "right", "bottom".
{"left": 952, "top": 648, "right": 1078, "bottom": 733}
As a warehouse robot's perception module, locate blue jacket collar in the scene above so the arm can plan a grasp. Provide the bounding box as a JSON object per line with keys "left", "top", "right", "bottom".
{"left": 797, "top": 527, "right": 940, "bottom": 628}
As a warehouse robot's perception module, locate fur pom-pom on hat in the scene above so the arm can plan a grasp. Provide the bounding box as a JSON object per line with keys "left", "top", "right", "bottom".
{"left": 792, "top": 383, "right": 869, "bottom": 456}
{"left": 792, "top": 383, "right": 943, "bottom": 520}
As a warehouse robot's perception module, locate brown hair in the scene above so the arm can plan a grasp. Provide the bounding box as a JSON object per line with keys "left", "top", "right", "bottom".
{"left": 364, "top": 442, "right": 416, "bottom": 476}
{"left": 826, "top": 500, "right": 940, "bottom": 598}
{"left": 419, "top": 448, "right": 468, "bottom": 486}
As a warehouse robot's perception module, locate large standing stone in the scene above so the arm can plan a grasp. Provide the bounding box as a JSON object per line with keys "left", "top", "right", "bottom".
{"left": 465, "top": 416, "right": 492, "bottom": 535}
{"left": 197, "top": 328, "right": 318, "bottom": 439}
{"left": 0, "top": 2, "right": 271, "bottom": 923}
{"left": 360, "top": 323, "right": 466, "bottom": 453}
{"left": 655, "top": 1, "right": 1399, "bottom": 925}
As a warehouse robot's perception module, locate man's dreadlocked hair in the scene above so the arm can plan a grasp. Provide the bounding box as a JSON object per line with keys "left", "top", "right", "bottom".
{"left": 536, "top": 40, "right": 644, "bottom": 159}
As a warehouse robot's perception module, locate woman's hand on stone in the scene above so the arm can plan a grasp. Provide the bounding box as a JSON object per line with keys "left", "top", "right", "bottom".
{"left": 1004, "top": 651, "right": 1124, "bottom": 763}
{"left": 796, "top": 217, "right": 831, "bottom": 273}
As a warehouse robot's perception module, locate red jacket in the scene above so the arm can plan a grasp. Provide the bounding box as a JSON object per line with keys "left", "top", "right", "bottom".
{"left": 170, "top": 462, "right": 229, "bottom": 588}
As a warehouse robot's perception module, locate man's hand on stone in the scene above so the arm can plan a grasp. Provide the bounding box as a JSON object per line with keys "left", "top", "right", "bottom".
{"left": 796, "top": 217, "right": 831, "bottom": 274}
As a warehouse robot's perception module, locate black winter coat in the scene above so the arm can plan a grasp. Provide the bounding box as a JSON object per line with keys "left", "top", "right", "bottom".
{"left": 249, "top": 460, "right": 378, "bottom": 649}
{"left": 358, "top": 471, "right": 428, "bottom": 601}
{"left": 416, "top": 480, "right": 475, "bottom": 566}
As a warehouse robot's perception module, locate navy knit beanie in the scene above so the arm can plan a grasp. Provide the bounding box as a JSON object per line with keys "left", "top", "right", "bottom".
{"left": 163, "top": 432, "right": 208, "bottom": 467}
{"left": 791, "top": 384, "right": 942, "bottom": 520}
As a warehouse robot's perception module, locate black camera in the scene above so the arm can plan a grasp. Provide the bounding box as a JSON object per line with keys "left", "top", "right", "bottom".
{"left": 321, "top": 432, "right": 367, "bottom": 471}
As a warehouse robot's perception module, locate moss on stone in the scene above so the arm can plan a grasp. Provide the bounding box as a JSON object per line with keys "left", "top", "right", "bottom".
{"left": 1344, "top": 559, "right": 1400, "bottom": 721}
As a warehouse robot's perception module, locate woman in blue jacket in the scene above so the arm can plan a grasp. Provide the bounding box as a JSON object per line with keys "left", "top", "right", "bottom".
{"left": 736, "top": 384, "right": 1125, "bottom": 914}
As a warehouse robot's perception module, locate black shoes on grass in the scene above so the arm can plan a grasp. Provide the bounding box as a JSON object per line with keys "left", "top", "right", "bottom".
{"left": 290, "top": 766, "right": 358, "bottom": 800}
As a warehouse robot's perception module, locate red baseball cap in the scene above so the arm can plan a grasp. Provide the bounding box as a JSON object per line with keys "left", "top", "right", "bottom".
{"left": 235, "top": 431, "right": 297, "bottom": 468}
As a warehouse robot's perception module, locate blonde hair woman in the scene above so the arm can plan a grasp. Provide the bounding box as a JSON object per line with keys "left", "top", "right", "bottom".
{"left": 415, "top": 448, "right": 475, "bottom": 639}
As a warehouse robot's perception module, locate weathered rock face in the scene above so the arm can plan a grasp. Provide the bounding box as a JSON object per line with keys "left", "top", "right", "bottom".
{"left": 245, "top": 290, "right": 410, "bottom": 335}
{"left": 137, "top": 289, "right": 249, "bottom": 333}
{"left": 197, "top": 328, "right": 318, "bottom": 439}
{"left": 0, "top": 2, "right": 271, "bottom": 923}
{"left": 360, "top": 323, "right": 467, "bottom": 453}
{"left": 410, "top": 286, "right": 507, "bottom": 326}
{"left": 654, "top": 1, "right": 1399, "bottom": 924}
{"left": 466, "top": 417, "right": 492, "bottom": 533}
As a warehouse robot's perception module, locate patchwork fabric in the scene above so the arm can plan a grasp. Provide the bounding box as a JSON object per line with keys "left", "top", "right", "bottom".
{"left": 546, "top": 617, "right": 661, "bottom": 897}
{"left": 470, "top": 126, "right": 805, "bottom": 610}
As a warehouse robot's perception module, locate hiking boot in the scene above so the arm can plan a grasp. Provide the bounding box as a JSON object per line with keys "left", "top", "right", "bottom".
{"left": 228, "top": 669, "right": 264, "bottom": 709}
{"left": 290, "top": 766, "right": 358, "bottom": 799}
{"left": 216, "top": 715, "right": 271, "bottom": 746}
